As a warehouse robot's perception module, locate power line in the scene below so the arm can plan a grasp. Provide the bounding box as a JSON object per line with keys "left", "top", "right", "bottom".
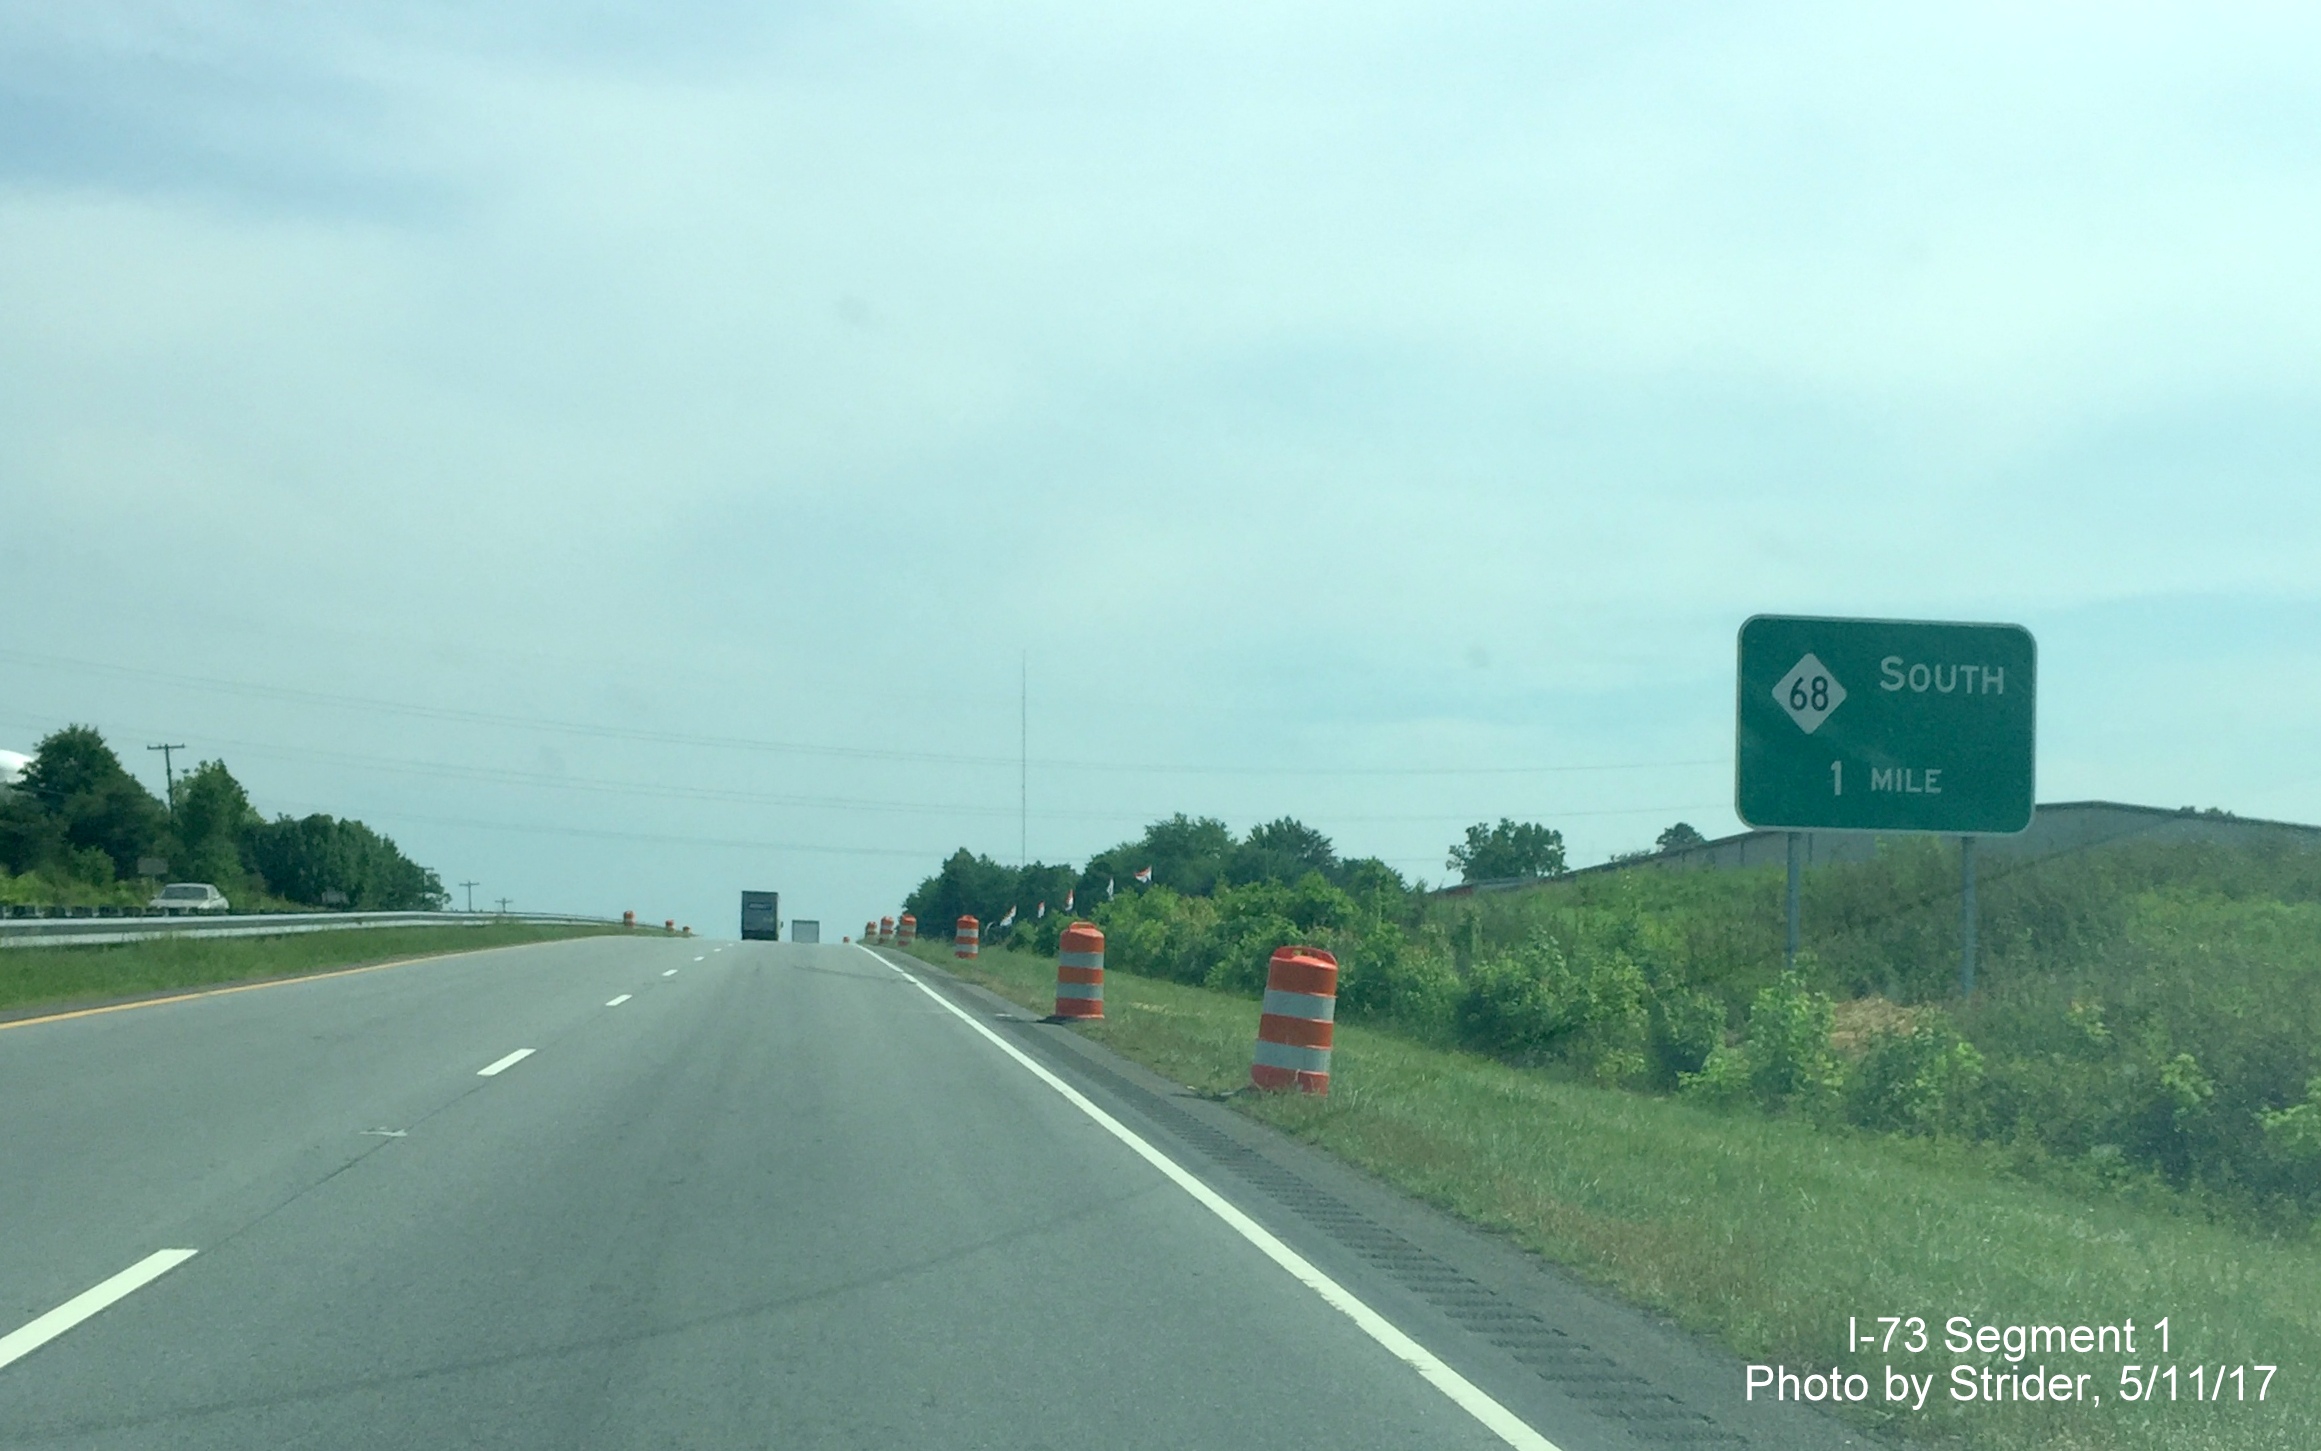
{"left": 0, "top": 650, "right": 1014, "bottom": 767}
{"left": 270, "top": 802, "right": 952, "bottom": 859}
{"left": 3, "top": 698, "right": 1734, "bottom": 887}
{"left": 0, "top": 712, "right": 1081, "bottom": 819}
{"left": 0, "top": 710, "right": 1730, "bottom": 828}
{"left": 0, "top": 648, "right": 1720, "bottom": 778}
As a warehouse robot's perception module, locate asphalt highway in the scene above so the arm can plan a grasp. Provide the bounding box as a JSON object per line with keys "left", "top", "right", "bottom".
{"left": 0, "top": 936, "right": 1867, "bottom": 1450}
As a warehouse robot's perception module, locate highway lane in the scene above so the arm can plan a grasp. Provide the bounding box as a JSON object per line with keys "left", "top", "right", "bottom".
{"left": 0, "top": 933, "right": 723, "bottom": 1332}
{"left": 0, "top": 937, "right": 1523, "bottom": 1449}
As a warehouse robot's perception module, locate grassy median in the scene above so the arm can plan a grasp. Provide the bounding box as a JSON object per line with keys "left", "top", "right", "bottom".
{"left": 0, "top": 922, "right": 625, "bottom": 1018}
{"left": 907, "top": 940, "right": 2317, "bottom": 1451}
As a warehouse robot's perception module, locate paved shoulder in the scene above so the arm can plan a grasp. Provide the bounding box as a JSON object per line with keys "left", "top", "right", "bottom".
{"left": 867, "top": 947, "right": 1879, "bottom": 1451}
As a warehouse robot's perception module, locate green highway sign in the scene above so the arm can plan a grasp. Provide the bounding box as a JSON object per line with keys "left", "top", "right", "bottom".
{"left": 1736, "top": 615, "right": 2036, "bottom": 835}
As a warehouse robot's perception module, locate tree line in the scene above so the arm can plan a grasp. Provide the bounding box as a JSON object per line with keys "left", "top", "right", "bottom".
{"left": 901, "top": 811, "right": 1713, "bottom": 936}
{"left": 0, "top": 724, "right": 447, "bottom": 911}
{"left": 904, "top": 813, "right": 1424, "bottom": 938}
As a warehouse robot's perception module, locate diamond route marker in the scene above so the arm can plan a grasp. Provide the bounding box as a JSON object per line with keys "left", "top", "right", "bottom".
{"left": 1771, "top": 652, "right": 1846, "bottom": 735}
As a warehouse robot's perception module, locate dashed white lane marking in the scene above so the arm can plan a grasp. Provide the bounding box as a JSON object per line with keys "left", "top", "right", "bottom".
{"left": 692, "top": 956, "right": 705, "bottom": 962}
{"left": 0, "top": 1250, "right": 198, "bottom": 1372}
{"left": 855, "top": 945, "right": 1563, "bottom": 1451}
{"left": 662, "top": 970, "right": 677, "bottom": 977}
{"left": 476, "top": 1049, "right": 535, "bottom": 1077}
{"left": 605, "top": 994, "right": 632, "bottom": 1007}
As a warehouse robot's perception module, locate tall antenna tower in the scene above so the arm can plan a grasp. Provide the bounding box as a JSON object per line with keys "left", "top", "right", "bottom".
{"left": 1019, "top": 652, "right": 1028, "bottom": 867}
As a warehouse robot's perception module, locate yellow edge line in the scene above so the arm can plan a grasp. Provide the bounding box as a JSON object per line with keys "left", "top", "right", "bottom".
{"left": 0, "top": 935, "right": 584, "bottom": 1033}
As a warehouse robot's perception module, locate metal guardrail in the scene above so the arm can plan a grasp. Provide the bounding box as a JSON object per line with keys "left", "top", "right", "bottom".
{"left": 0, "top": 910, "right": 642, "bottom": 951}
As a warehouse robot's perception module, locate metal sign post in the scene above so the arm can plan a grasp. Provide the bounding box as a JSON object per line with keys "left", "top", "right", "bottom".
{"left": 1785, "top": 832, "right": 1801, "bottom": 971}
{"left": 1737, "top": 615, "right": 2036, "bottom": 995}
{"left": 1960, "top": 835, "right": 1978, "bottom": 997}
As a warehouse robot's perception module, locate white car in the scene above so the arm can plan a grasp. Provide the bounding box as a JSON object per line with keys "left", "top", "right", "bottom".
{"left": 150, "top": 883, "right": 230, "bottom": 915}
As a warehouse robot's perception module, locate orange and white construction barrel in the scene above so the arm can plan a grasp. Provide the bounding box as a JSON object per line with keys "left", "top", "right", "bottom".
{"left": 955, "top": 915, "right": 980, "bottom": 959}
{"left": 898, "top": 913, "right": 917, "bottom": 947}
{"left": 1053, "top": 922, "right": 1104, "bottom": 1020}
{"left": 878, "top": 915, "right": 895, "bottom": 946}
{"left": 1250, "top": 946, "right": 1337, "bottom": 1094}
{"left": 622, "top": 911, "right": 635, "bottom": 929}
{"left": 864, "top": 920, "right": 877, "bottom": 943}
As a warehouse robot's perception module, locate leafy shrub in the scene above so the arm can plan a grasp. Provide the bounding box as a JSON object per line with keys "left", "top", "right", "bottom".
{"left": 1647, "top": 987, "right": 1726, "bottom": 1085}
{"left": 2260, "top": 1078, "right": 2321, "bottom": 1164}
{"left": 1843, "top": 1010, "right": 1985, "bottom": 1135}
{"left": 1090, "top": 885, "right": 1216, "bottom": 984}
{"left": 1335, "top": 927, "right": 1459, "bottom": 1040}
{"left": 0, "top": 861, "right": 145, "bottom": 908}
{"left": 1684, "top": 971, "right": 1841, "bottom": 1113}
{"left": 1200, "top": 903, "right": 1301, "bottom": 995}
{"left": 1455, "top": 936, "right": 1649, "bottom": 1084}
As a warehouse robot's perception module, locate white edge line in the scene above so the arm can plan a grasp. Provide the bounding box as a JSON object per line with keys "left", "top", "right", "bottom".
{"left": 477, "top": 1048, "right": 535, "bottom": 1076}
{"left": 606, "top": 995, "right": 632, "bottom": 1006}
{"left": 853, "top": 945, "right": 1561, "bottom": 1451}
{"left": 0, "top": 1249, "right": 198, "bottom": 1372}
{"left": 662, "top": 969, "right": 677, "bottom": 977}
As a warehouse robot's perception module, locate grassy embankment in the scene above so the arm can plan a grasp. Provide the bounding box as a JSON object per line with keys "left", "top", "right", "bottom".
{"left": 902, "top": 937, "right": 2318, "bottom": 1451}
{"left": 0, "top": 922, "right": 625, "bottom": 1018}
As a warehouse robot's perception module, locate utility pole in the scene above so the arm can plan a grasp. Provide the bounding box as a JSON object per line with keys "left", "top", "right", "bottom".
{"left": 495, "top": 897, "right": 512, "bottom": 915}
{"left": 146, "top": 743, "right": 187, "bottom": 814}
{"left": 459, "top": 880, "right": 480, "bottom": 914}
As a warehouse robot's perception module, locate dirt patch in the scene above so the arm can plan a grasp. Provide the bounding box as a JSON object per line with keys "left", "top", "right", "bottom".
{"left": 1829, "top": 994, "right": 1917, "bottom": 1056}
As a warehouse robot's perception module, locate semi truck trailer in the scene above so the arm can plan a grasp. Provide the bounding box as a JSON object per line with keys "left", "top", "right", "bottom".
{"left": 740, "top": 890, "right": 780, "bottom": 941}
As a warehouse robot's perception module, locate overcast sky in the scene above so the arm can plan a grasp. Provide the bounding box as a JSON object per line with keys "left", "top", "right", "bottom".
{"left": 4, "top": 3, "right": 2318, "bottom": 934}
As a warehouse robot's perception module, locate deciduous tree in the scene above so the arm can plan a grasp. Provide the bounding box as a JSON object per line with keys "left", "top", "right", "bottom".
{"left": 1448, "top": 818, "right": 1566, "bottom": 883}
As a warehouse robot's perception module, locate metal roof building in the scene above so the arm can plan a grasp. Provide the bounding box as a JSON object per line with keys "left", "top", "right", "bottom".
{"left": 1440, "top": 801, "right": 2321, "bottom": 896}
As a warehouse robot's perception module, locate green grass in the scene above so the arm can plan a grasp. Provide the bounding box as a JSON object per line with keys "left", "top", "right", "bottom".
{"left": 0, "top": 922, "right": 626, "bottom": 1017}
{"left": 909, "top": 942, "right": 2319, "bottom": 1451}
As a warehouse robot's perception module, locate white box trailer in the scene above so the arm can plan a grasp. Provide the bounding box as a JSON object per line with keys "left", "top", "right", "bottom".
{"left": 791, "top": 919, "right": 820, "bottom": 943}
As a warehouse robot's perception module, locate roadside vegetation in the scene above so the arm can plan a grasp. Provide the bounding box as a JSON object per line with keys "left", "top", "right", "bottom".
{"left": 904, "top": 937, "right": 2316, "bottom": 1451}
{"left": 0, "top": 921, "right": 621, "bottom": 1019}
{"left": 908, "top": 818, "right": 2321, "bottom": 1229}
{"left": 0, "top": 724, "right": 445, "bottom": 911}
